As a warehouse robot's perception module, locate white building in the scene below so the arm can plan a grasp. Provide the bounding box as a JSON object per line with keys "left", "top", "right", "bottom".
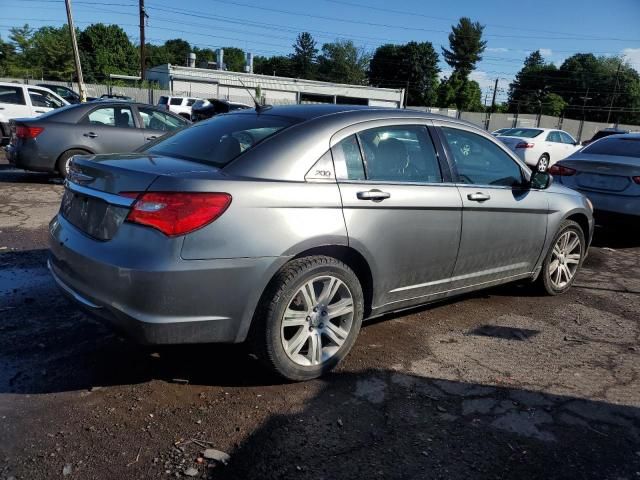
{"left": 146, "top": 64, "right": 405, "bottom": 108}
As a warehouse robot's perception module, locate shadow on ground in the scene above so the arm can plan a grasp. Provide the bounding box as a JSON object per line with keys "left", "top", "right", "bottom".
{"left": 0, "top": 163, "right": 61, "bottom": 185}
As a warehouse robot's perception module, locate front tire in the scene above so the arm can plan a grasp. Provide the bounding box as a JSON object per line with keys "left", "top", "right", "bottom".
{"left": 250, "top": 256, "right": 364, "bottom": 381}
{"left": 536, "top": 220, "right": 585, "bottom": 295}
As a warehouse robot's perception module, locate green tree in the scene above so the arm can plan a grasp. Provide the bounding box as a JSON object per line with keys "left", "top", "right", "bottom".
{"left": 9, "top": 24, "right": 33, "bottom": 55}
{"left": 162, "top": 39, "right": 191, "bottom": 65}
{"left": 540, "top": 92, "right": 567, "bottom": 116}
{"left": 78, "top": 24, "right": 138, "bottom": 82}
{"left": 317, "top": 40, "right": 370, "bottom": 85}
{"left": 441, "top": 17, "right": 486, "bottom": 79}
{"left": 221, "top": 47, "right": 246, "bottom": 72}
{"left": 291, "top": 32, "right": 317, "bottom": 79}
{"left": 26, "top": 26, "right": 74, "bottom": 80}
{"left": 253, "top": 55, "right": 294, "bottom": 77}
{"left": 437, "top": 72, "right": 482, "bottom": 111}
{"left": 0, "top": 35, "right": 17, "bottom": 76}
{"left": 508, "top": 50, "right": 560, "bottom": 114}
{"left": 369, "top": 41, "right": 439, "bottom": 106}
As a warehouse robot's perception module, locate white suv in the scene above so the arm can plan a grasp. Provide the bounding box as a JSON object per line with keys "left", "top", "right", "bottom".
{"left": 0, "top": 82, "right": 68, "bottom": 144}
{"left": 157, "top": 96, "right": 200, "bottom": 120}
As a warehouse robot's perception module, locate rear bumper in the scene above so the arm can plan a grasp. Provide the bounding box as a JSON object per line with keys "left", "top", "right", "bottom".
{"left": 570, "top": 188, "right": 640, "bottom": 218}
{"left": 4, "top": 141, "right": 55, "bottom": 172}
{"left": 48, "top": 214, "right": 287, "bottom": 345}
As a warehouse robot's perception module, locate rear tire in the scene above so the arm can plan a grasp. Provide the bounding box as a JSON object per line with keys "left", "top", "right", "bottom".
{"left": 56, "top": 149, "right": 88, "bottom": 179}
{"left": 249, "top": 256, "right": 364, "bottom": 381}
{"left": 536, "top": 154, "right": 550, "bottom": 172}
{"left": 536, "top": 220, "right": 585, "bottom": 295}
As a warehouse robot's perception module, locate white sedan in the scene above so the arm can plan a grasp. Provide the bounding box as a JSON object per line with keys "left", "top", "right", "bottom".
{"left": 498, "top": 128, "right": 582, "bottom": 170}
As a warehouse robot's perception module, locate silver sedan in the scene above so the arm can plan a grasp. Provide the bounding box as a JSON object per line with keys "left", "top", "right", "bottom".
{"left": 48, "top": 105, "right": 593, "bottom": 381}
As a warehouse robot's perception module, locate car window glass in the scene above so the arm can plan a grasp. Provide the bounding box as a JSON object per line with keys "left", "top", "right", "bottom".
{"left": 0, "top": 85, "right": 26, "bottom": 105}
{"left": 559, "top": 131, "right": 575, "bottom": 144}
{"left": 503, "top": 128, "right": 542, "bottom": 138}
{"left": 170, "top": 98, "right": 182, "bottom": 105}
{"left": 28, "top": 89, "right": 64, "bottom": 108}
{"left": 546, "top": 131, "right": 561, "bottom": 142}
{"left": 441, "top": 127, "right": 524, "bottom": 187}
{"left": 138, "top": 107, "right": 186, "bottom": 132}
{"left": 356, "top": 125, "right": 442, "bottom": 183}
{"left": 86, "top": 106, "right": 135, "bottom": 128}
{"left": 158, "top": 96, "right": 168, "bottom": 105}
{"left": 332, "top": 135, "right": 366, "bottom": 181}
{"left": 186, "top": 99, "right": 196, "bottom": 106}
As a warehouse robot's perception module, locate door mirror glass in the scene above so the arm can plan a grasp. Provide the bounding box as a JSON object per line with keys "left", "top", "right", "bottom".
{"left": 530, "top": 171, "right": 552, "bottom": 189}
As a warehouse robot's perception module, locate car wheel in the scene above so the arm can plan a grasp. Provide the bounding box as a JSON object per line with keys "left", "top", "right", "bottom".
{"left": 537, "top": 220, "right": 585, "bottom": 295}
{"left": 536, "top": 154, "right": 550, "bottom": 172}
{"left": 56, "top": 149, "right": 87, "bottom": 179}
{"left": 250, "top": 256, "right": 364, "bottom": 381}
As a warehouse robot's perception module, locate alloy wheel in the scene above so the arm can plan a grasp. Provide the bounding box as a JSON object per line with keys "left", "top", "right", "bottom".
{"left": 548, "top": 230, "right": 582, "bottom": 289}
{"left": 280, "top": 275, "right": 354, "bottom": 367}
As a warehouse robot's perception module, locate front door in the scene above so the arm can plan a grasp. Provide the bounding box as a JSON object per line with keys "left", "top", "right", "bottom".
{"left": 80, "top": 105, "right": 145, "bottom": 153}
{"left": 333, "top": 123, "right": 462, "bottom": 312}
{"left": 436, "top": 123, "right": 548, "bottom": 291}
{"left": 27, "top": 87, "right": 66, "bottom": 116}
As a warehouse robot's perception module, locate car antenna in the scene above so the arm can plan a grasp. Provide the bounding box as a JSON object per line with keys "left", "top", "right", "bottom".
{"left": 238, "top": 78, "right": 271, "bottom": 113}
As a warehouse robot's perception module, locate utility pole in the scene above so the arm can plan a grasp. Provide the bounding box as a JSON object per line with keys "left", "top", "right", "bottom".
{"left": 65, "top": 0, "right": 86, "bottom": 102}
{"left": 490, "top": 78, "right": 499, "bottom": 113}
{"left": 139, "top": 0, "right": 148, "bottom": 80}
{"left": 606, "top": 61, "right": 622, "bottom": 124}
{"left": 580, "top": 87, "right": 592, "bottom": 118}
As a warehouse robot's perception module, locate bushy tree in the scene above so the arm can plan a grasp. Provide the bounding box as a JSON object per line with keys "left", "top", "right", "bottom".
{"left": 0, "top": 35, "right": 17, "bottom": 76}
{"left": 162, "top": 39, "right": 191, "bottom": 66}
{"left": 291, "top": 32, "right": 317, "bottom": 79}
{"left": 369, "top": 41, "right": 439, "bottom": 106}
{"left": 317, "top": 40, "right": 370, "bottom": 84}
{"left": 78, "top": 24, "right": 138, "bottom": 82}
{"left": 27, "top": 26, "right": 74, "bottom": 80}
{"left": 221, "top": 47, "right": 246, "bottom": 72}
{"left": 437, "top": 72, "right": 482, "bottom": 111}
{"left": 508, "top": 50, "right": 560, "bottom": 114}
{"left": 253, "top": 55, "right": 294, "bottom": 77}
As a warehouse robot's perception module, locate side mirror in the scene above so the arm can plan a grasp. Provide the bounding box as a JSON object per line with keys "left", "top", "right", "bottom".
{"left": 530, "top": 171, "right": 552, "bottom": 190}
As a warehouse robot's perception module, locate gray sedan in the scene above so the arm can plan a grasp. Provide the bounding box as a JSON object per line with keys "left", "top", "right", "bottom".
{"left": 550, "top": 133, "right": 639, "bottom": 224}
{"left": 48, "top": 105, "right": 593, "bottom": 381}
{"left": 6, "top": 101, "right": 190, "bottom": 177}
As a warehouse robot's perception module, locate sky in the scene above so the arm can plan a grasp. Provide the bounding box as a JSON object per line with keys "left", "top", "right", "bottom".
{"left": 2, "top": 0, "right": 640, "bottom": 103}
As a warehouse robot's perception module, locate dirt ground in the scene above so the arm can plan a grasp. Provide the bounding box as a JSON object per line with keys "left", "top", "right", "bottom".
{"left": 0, "top": 155, "right": 639, "bottom": 480}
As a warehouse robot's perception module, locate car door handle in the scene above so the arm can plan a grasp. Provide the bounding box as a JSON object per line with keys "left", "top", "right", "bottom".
{"left": 35, "top": 110, "right": 46, "bottom": 113}
{"left": 146, "top": 135, "right": 158, "bottom": 141}
{"left": 83, "top": 132, "right": 98, "bottom": 138}
{"left": 357, "top": 189, "right": 390, "bottom": 201}
{"left": 467, "top": 192, "right": 491, "bottom": 202}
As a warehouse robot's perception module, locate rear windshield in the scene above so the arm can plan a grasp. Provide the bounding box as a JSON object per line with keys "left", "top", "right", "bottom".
{"left": 503, "top": 128, "right": 543, "bottom": 138}
{"left": 582, "top": 136, "right": 640, "bottom": 158}
{"left": 145, "top": 113, "right": 299, "bottom": 168}
{"left": 158, "top": 96, "right": 168, "bottom": 104}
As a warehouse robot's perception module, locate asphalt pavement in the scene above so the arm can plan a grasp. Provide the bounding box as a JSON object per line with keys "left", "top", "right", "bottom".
{"left": 0, "top": 154, "right": 639, "bottom": 479}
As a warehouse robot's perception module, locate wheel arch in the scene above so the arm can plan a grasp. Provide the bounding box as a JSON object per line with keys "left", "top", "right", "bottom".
{"left": 566, "top": 212, "right": 591, "bottom": 244}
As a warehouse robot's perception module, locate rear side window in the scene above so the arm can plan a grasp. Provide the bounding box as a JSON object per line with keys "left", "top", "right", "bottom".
{"left": 582, "top": 137, "right": 640, "bottom": 158}
{"left": 333, "top": 135, "right": 366, "bottom": 180}
{"left": 0, "top": 85, "right": 26, "bottom": 105}
{"left": 170, "top": 98, "right": 183, "bottom": 105}
{"left": 158, "top": 96, "right": 168, "bottom": 105}
{"left": 145, "top": 114, "right": 298, "bottom": 168}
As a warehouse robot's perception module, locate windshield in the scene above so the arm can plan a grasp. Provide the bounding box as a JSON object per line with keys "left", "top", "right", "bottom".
{"left": 144, "top": 113, "right": 299, "bottom": 168}
{"left": 502, "top": 128, "right": 543, "bottom": 138}
{"left": 582, "top": 136, "right": 640, "bottom": 158}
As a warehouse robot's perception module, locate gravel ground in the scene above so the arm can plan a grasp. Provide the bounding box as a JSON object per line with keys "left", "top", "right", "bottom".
{"left": 0, "top": 154, "right": 639, "bottom": 480}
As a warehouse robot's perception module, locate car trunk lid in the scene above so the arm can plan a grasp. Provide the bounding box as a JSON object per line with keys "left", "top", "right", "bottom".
{"left": 559, "top": 154, "right": 640, "bottom": 194}
{"left": 61, "top": 153, "right": 226, "bottom": 240}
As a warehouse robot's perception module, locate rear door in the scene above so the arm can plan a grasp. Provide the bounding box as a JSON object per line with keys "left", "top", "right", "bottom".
{"left": 0, "top": 85, "right": 30, "bottom": 120}
{"left": 79, "top": 105, "right": 145, "bottom": 153}
{"left": 435, "top": 122, "right": 548, "bottom": 290}
{"left": 333, "top": 120, "right": 462, "bottom": 311}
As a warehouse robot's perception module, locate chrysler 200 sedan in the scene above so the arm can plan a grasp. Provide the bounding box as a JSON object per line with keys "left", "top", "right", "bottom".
{"left": 48, "top": 105, "right": 594, "bottom": 381}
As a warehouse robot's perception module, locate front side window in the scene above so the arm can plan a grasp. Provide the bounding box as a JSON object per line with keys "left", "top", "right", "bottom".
{"left": 28, "top": 89, "right": 65, "bottom": 108}
{"left": 441, "top": 127, "right": 524, "bottom": 187}
{"left": 357, "top": 125, "right": 442, "bottom": 183}
{"left": 0, "top": 85, "right": 25, "bottom": 105}
{"left": 138, "top": 107, "right": 187, "bottom": 132}
{"left": 86, "top": 106, "right": 135, "bottom": 128}
{"left": 559, "top": 131, "right": 576, "bottom": 144}
{"left": 145, "top": 113, "right": 298, "bottom": 168}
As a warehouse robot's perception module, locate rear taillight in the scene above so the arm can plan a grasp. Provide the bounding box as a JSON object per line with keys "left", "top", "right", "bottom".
{"left": 549, "top": 165, "right": 577, "bottom": 176}
{"left": 632, "top": 176, "right": 640, "bottom": 185}
{"left": 121, "top": 192, "right": 231, "bottom": 236}
{"left": 515, "top": 142, "right": 535, "bottom": 149}
{"left": 16, "top": 126, "right": 44, "bottom": 139}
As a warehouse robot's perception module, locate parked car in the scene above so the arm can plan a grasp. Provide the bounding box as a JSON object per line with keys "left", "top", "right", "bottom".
{"left": 97, "top": 94, "right": 134, "bottom": 101}
{"left": 498, "top": 128, "right": 581, "bottom": 170}
{"left": 549, "top": 133, "right": 639, "bottom": 225}
{"left": 0, "top": 82, "right": 68, "bottom": 144}
{"left": 157, "top": 96, "right": 201, "bottom": 119}
{"left": 581, "top": 127, "right": 630, "bottom": 146}
{"left": 491, "top": 127, "right": 512, "bottom": 136}
{"left": 36, "top": 84, "right": 81, "bottom": 104}
{"left": 5, "top": 101, "right": 189, "bottom": 177}
{"left": 191, "top": 98, "right": 251, "bottom": 122}
{"left": 48, "top": 105, "right": 593, "bottom": 381}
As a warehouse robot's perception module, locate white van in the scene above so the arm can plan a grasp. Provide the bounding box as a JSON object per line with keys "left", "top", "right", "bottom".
{"left": 0, "top": 82, "right": 68, "bottom": 144}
